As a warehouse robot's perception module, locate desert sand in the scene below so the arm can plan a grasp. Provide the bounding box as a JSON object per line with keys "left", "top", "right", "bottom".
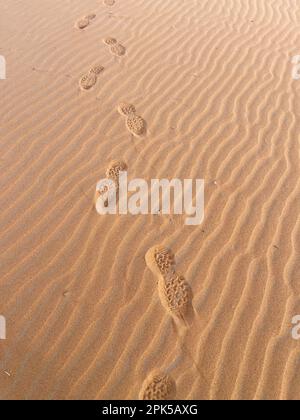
{"left": 0, "top": 0, "right": 300, "bottom": 400}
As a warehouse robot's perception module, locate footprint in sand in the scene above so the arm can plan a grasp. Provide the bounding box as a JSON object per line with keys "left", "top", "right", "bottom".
{"left": 95, "top": 160, "right": 127, "bottom": 208}
{"left": 79, "top": 65, "right": 104, "bottom": 90}
{"left": 146, "top": 246, "right": 191, "bottom": 320}
{"left": 75, "top": 14, "right": 96, "bottom": 29}
{"left": 140, "top": 371, "right": 176, "bottom": 400}
{"left": 106, "top": 160, "right": 127, "bottom": 187}
{"left": 126, "top": 115, "right": 147, "bottom": 136}
{"left": 117, "top": 102, "right": 147, "bottom": 137}
{"left": 103, "top": 0, "right": 116, "bottom": 6}
{"left": 110, "top": 43, "right": 126, "bottom": 57}
{"left": 146, "top": 246, "right": 175, "bottom": 277}
{"left": 103, "top": 37, "right": 126, "bottom": 57}
{"left": 162, "top": 272, "right": 191, "bottom": 319}
{"left": 118, "top": 102, "right": 136, "bottom": 117}
{"left": 103, "top": 37, "right": 118, "bottom": 46}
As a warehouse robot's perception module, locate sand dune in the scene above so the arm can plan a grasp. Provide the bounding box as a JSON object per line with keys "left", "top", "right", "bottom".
{"left": 0, "top": 0, "right": 300, "bottom": 400}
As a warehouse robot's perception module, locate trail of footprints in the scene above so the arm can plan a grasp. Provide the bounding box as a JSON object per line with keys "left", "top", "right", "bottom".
{"left": 94, "top": 172, "right": 186, "bottom": 400}
{"left": 140, "top": 246, "right": 192, "bottom": 400}
{"left": 74, "top": 2, "right": 186, "bottom": 400}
